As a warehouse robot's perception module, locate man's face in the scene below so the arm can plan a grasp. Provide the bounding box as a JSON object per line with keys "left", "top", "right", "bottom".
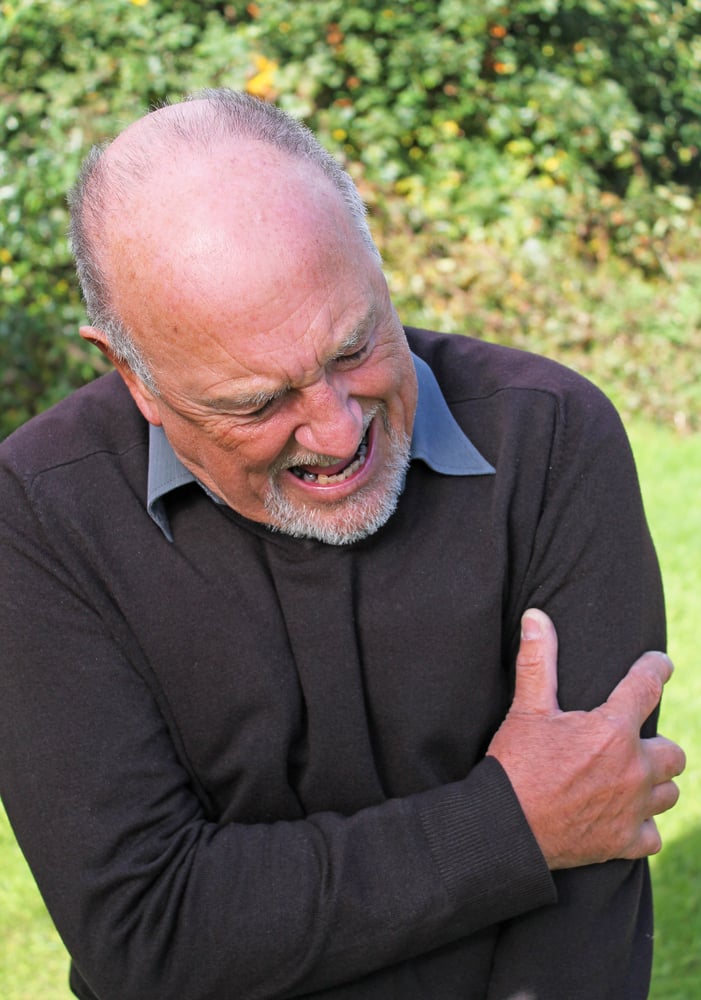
{"left": 104, "top": 147, "right": 418, "bottom": 544}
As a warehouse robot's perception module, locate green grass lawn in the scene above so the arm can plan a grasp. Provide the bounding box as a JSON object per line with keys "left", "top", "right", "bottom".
{"left": 629, "top": 422, "right": 701, "bottom": 1000}
{"left": 1, "top": 418, "right": 699, "bottom": 999}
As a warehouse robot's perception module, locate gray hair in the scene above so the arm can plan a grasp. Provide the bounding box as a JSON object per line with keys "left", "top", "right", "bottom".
{"left": 68, "top": 88, "right": 381, "bottom": 392}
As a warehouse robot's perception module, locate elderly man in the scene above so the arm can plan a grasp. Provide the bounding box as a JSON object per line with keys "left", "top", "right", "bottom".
{"left": 0, "top": 89, "right": 685, "bottom": 1000}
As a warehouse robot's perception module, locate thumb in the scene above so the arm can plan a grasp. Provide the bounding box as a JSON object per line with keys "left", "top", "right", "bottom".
{"left": 512, "top": 609, "right": 560, "bottom": 715}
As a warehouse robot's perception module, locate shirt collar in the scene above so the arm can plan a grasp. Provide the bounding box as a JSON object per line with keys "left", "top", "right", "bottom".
{"left": 147, "top": 351, "right": 495, "bottom": 539}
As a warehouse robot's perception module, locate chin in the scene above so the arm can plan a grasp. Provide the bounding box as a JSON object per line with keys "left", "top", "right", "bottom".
{"left": 264, "top": 428, "right": 411, "bottom": 546}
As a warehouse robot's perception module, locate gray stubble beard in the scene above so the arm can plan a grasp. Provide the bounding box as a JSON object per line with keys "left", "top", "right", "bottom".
{"left": 263, "top": 411, "right": 411, "bottom": 546}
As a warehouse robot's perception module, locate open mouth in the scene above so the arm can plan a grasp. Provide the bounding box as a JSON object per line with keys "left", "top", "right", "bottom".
{"left": 289, "top": 424, "right": 371, "bottom": 485}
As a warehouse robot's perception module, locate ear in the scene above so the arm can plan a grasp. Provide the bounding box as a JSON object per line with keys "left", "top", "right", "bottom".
{"left": 80, "top": 325, "right": 163, "bottom": 426}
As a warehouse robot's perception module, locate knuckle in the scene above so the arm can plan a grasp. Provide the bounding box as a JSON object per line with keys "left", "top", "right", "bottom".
{"left": 647, "top": 823, "right": 663, "bottom": 856}
{"left": 515, "top": 644, "right": 542, "bottom": 669}
{"left": 674, "top": 745, "right": 688, "bottom": 776}
{"left": 638, "top": 666, "right": 665, "bottom": 705}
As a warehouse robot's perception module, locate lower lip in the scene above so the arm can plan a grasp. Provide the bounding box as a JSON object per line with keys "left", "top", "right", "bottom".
{"left": 283, "top": 419, "right": 378, "bottom": 499}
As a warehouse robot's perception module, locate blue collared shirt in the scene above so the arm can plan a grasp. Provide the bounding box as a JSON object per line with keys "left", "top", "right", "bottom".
{"left": 147, "top": 353, "right": 495, "bottom": 540}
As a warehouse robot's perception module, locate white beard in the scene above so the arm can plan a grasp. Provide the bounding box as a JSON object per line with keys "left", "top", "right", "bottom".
{"left": 263, "top": 416, "right": 411, "bottom": 546}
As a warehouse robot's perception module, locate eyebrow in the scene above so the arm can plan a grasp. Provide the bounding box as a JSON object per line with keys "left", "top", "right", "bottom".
{"left": 198, "top": 305, "right": 378, "bottom": 413}
{"left": 199, "top": 384, "right": 289, "bottom": 414}
{"left": 332, "top": 305, "right": 376, "bottom": 358}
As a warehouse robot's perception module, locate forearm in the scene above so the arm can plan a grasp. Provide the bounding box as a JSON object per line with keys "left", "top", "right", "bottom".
{"left": 2, "top": 678, "right": 553, "bottom": 1000}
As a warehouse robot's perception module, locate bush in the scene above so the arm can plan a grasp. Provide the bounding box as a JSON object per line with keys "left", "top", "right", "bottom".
{"left": 0, "top": 0, "right": 255, "bottom": 434}
{"left": 1, "top": 0, "right": 700, "bottom": 437}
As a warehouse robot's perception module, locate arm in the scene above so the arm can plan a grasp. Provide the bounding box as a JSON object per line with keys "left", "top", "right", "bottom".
{"left": 483, "top": 379, "right": 685, "bottom": 998}
{"left": 487, "top": 613, "right": 682, "bottom": 998}
{"left": 490, "top": 611, "right": 681, "bottom": 869}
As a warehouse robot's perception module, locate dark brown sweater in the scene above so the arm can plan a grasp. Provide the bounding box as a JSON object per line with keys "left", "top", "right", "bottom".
{"left": 0, "top": 329, "right": 664, "bottom": 999}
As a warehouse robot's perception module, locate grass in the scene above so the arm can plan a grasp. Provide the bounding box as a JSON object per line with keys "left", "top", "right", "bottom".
{"left": 1, "top": 419, "right": 699, "bottom": 999}
{"left": 629, "top": 422, "right": 701, "bottom": 1000}
{"left": 0, "top": 812, "right": 69, "bottom": 998}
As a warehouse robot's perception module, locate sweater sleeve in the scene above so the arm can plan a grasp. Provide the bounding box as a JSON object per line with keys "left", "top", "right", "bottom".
{"left": 486, "top": 373, "right": 664, "bottom": 999}
{"left": 0, "top": 454, "right": 555, "bottom": 1000}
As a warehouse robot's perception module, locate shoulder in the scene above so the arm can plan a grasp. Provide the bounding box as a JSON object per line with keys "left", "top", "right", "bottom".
{"left": 407, "top": 326, "right": 603, "bottom": 406}
{"left": 0, "top": 372, "right": 146, "bottom": 486}
{"left": 405, "top": 327, "right": 624, "bottom": 446}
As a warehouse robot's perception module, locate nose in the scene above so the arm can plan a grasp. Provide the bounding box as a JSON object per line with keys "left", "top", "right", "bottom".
{"left": 293, "top": 377, "right": 364, "bottom": 458}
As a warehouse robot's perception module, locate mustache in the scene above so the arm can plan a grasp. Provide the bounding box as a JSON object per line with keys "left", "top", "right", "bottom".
{"left": 271, "top": 407, "right": 380, "bottom": 473}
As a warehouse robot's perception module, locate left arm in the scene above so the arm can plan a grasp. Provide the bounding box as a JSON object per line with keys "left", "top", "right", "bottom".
{"left": 488, "top": 377, "right": 667, "bottom": 998}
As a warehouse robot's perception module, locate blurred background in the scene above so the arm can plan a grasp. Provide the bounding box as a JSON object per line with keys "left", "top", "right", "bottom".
{"left": 1, "top": 2, "right": 699, "bottom": 997}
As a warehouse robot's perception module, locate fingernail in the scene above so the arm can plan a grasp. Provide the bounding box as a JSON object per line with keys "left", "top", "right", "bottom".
{"left": 660, "top": 652, "right": 674, "bottom": 673}
{"left": 521, "top": 612, "right": 542, "bottom": 640}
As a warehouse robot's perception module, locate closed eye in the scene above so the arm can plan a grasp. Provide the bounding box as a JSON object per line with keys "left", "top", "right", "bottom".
{"left": 335, "top": 340, "right": 372, "bottom": 368}
{"left": 241, "top": 398, "right": 277, "bottom": 418}
{"left": 202, "top": 388, "right": 287, "bottom": 421}
{"left": 236, "top": 391, "right": 287, "bottom": 418}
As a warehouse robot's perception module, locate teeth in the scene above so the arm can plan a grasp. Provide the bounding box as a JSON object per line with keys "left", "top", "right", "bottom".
{"left": 292, "top": 436, "right": 368, "bottom": 485}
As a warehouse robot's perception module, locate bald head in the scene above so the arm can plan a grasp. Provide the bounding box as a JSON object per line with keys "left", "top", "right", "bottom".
{"left": 68, "top": 89, "right": 380, "bottom": 388}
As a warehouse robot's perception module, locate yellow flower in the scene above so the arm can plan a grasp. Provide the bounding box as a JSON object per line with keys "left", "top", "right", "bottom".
{"left": 129, "top": 0, "right": 149, "bottom": 6}
{"left": 332, "top": 128, "right": 347, "bottom": 142}
{"left": 246, "top": 55, "right": 278, "bottom": 99}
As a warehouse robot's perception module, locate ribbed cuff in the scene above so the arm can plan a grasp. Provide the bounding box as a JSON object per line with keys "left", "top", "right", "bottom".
{"left": 417, "top": 756, "right": 556, "bottom": 925}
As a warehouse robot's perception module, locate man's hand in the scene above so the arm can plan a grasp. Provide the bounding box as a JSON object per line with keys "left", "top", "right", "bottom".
{"left": 487, "top": 608, "right": 686, "bottom": 870}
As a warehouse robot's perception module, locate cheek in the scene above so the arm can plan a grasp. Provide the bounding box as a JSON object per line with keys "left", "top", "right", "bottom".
{"left": 351, "top": 351, "right": 403, "bottom": 397}
{"left": 206, "top": 425, "right": 293, "bottom": 481}
{"left": 370, "top": 354, "right": 416, "bottom": 422}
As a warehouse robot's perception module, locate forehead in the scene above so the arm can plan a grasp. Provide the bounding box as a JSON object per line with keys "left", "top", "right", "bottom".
{"left": 140, "top": 223, "right": 383, "bottom": 402}
{"left": 192, "top": 302, "right": 383, "bottom": 415}
{"left": 105, "top": 139, "right": 381, "bottom": 372}
{"left": 106, "top": 138, "right": 344, "bottom": 271}
{"left": 170, "top": 250, "right": 387, "bottom": 406}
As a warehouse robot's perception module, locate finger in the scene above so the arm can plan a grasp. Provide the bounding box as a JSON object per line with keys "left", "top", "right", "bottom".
{"left": 620, "top": 817, "right": 663, "bottom": 860}
{"left": 647, "top": 779, "right": 681, "bottom": 818}
{"left": 512, "top": 609, "right": 560, "bottom": 715}
{"left": 605, "top": 650, "right": 674, "bottom": 728}
{"left": 643, "top": 734, "right": 687, "bottom": 784}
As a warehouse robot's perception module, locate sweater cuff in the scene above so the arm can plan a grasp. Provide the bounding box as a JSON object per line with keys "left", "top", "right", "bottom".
{"left": 417, "top": 756, "right": 556, "bottom": 924}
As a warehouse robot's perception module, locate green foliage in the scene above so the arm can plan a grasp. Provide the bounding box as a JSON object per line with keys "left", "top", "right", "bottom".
{"left": 0, "top": 0, "right": 255, "bottom": 433}
{"left": 0, "top": 807, "right": 68, "bottom": 998}
{"left": 251, "top": 0, "right": 701, "bottom": 224}
{"left": 1, "top": 0, "right": 700, "bottom": 437}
